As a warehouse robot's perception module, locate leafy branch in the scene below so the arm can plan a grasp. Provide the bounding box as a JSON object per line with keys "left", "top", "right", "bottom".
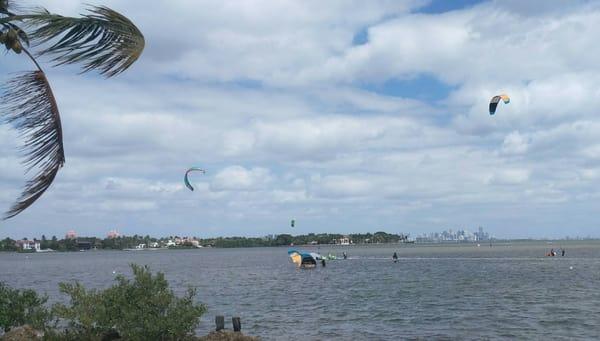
{"left": 1, "top": 4, "right": 144, "bottom": 219}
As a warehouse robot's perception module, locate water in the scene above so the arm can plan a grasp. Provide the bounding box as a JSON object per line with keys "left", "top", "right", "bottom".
{"left": 1, "top": 241, "right": 600, "bottom": 340}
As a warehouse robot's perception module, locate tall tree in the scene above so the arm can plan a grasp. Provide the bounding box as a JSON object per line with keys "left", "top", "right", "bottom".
{"left": 1, "top": 1, "right": 144, "bottom": 219}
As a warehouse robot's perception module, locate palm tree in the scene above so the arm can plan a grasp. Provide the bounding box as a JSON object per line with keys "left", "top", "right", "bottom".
{"left": 1, "top": 1, "right": 144, "bottom": 219}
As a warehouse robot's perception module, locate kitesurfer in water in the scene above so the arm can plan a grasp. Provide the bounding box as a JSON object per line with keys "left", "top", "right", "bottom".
{"left": 561, "top": 249, "right": 565, "bottom": 256}
{"left": 392, "top": 252, "right": 398, "bottom": 263}
{"left": 343, "top": 252, "right": 347, "bottom": 260}
{"left": 321, "top": 258, "right": 326, "bottom": 267}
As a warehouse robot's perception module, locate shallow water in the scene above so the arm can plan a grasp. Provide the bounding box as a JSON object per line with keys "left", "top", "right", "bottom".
{"left": 1, "top": 241, "right": 599, "bottom": 340}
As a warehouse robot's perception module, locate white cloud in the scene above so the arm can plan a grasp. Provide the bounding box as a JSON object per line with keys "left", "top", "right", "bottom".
{"left": 501, "top": 131, "right": 530, "bottom": 155}
{"left": 210, "top": 166, "right": 272, "bottom": 192}
{"left": 486, "top": 168, "right": 531, "bottom": 185}
{"left": 98, "top": 200, "right": 158, "bottom": 212}
{"left": 1, "top": 1, "right": 600, "bottom": 238}
{"left": 314, "top": 175, "right": 374, "bottom": 198}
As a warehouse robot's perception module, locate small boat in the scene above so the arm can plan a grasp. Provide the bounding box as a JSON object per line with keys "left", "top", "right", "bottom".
{"left": 288, "top": 249, "right": 321, "bottom": 268}
{"left": 124, "top": 244, "right": 148, "bottom": 251}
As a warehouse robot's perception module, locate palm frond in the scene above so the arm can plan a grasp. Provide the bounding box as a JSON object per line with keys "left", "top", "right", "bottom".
{"left": 27, "top": 6, "right": 144, "bottom": 77}
{"left": 1, "top": 70, "right": 64, "bottom": 219}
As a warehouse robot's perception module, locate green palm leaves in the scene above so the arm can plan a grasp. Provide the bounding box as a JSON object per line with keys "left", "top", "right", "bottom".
{"left": 29, "top": 6, "right": 145, "bottom": 77}
{"left": 2, "top": 71, "right": 64, "bottom": 219}
{"left": 1, "top": 5, "right": 144, "bottom": 219}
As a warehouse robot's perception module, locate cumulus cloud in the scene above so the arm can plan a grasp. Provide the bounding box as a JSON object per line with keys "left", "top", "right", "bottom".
{"left": 210, "top": 166, "right": 272, "bottom": 192}
{"left": 486, "top": 168, "right": 531, "bottom": 185}
{"left": 501, "top": 131, "right": 530, "bottom": 155}
{"left": 1, "top": 0, "right": 599, "bottom": 238}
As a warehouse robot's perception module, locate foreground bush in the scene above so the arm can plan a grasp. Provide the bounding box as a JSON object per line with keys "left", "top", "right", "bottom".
{"left": 0, "top": 264, "right": 207, "bottom": 340}
{"left": 0, "top": 283, "right": 51, "bottom": 333}
{"left": 51, "top": 264, "right": 206, "bottom": 340}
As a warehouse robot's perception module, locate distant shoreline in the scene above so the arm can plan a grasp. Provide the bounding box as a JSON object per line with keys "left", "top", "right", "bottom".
{"left": 1, "top": 238, "right": 597, "bottom": 254}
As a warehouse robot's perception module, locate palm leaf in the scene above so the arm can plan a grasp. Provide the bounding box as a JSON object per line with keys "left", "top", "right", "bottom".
{"left": 1, "top": 70, "right": 64, "bottom": 219}
{"left": 27, "top": 6, "right": 144, "bottom": 77}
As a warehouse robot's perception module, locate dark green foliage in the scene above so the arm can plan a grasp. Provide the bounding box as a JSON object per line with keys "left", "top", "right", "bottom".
{"left": 0, "top": 265, "right": 206, "bottom": 339}
{"left": 101, "top": 235, "right": 157, "bottom": 249}
{"left": 49, "top": 236, "right": 58, "bottom": 250}
{"left": 1, "top": 71, "right": 64, "bottom": 219}
{"left": 1, "top": 231, "right": 409, "bottom": 253}
{"left": 56, "top": 238, "right": 77, "bottom": 252}
{"left": 201, "top": 231, "right": 408, "bottom": 247}
{"left": 0, "top": 283, "right": 52, "bottom": 332}
{"left": 0, "top": 238, "right": 17, "bottom": 251}
{"left": 52, "top": 264, "right": 206, "bottom": 340}
{"left": 28, "top": 6, "right": 145, "bottom": 77}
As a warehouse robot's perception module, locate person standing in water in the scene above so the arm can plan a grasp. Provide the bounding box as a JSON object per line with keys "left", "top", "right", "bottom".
{"left": 562, "top": 249, "right": 565, "bottom": 256}
{"left": 343, "top": 252, "right": 347, "bottom": 260}
{"left": 321, "top": 258, "right": 326, "bottom": 267}
{"left": 392, "top": 252, "right": 398, "bottom": 263}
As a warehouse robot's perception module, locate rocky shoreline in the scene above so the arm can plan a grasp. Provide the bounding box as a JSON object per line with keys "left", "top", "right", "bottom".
{"left": 1, "top": 326, "right": 260, "bottom": 341}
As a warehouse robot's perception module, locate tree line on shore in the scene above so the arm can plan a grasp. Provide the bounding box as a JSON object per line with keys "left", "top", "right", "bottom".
{"left": 0, "top": 231, "right": 409, "bottom": 251}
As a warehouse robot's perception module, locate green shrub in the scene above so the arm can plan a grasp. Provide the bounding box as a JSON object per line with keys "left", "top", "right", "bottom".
{"left": 0, "top": 283, "right": 52, "bottom": 332}
{"left": 52, "top": 264, "right": 206, "bottom": 340}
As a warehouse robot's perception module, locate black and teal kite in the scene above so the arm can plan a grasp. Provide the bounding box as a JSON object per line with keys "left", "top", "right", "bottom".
{"left": 184, "top": 167, "right": 205, "bottom": 191}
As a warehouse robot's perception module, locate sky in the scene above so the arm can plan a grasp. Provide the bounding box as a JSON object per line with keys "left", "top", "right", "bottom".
{"left": 1, "top": 0, "right": 600, "bottom": 239}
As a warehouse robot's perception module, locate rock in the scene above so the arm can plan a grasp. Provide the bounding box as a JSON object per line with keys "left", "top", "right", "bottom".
{"left": 101, "top": 329, "right": 121, "bottom": 341}
{"left": 197, "top": 330, "right": 260, "bottom": 341}
{"left": 1, "top": 325, "right": 43, "bottom": 340}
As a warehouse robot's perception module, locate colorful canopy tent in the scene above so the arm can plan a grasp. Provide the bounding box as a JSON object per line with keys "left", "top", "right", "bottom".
{"left": 288, "top": 249, "right": 320, "bottom": 267}
{"left": 489, "top": 94, "right": 510, "bottom": 115}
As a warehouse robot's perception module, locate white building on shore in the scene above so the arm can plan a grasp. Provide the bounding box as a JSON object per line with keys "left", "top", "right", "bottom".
{"left": 17, "top": 240, "right": 41, "bottom": 252}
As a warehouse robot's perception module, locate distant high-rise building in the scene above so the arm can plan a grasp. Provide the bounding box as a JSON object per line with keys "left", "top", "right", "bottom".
{"left": 107, "top": 230, "right": 120, "bottom": 239}
{"left": 475, "top": 226, "right": 489, "bottom": 241}
{"left": 417, "top": 227, "right": 482, "bottom": 243}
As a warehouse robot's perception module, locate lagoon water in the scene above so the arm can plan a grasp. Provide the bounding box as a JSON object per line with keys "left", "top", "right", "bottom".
{"left": 1, "top": 241, "right": 600, "bottom": 340}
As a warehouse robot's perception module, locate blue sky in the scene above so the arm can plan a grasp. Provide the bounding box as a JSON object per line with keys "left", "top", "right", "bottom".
{"left": 416, "top": 0, "right": 485, "bottom": 14}
{"left": 2, "top": 0, "right": 600, "bottom": 239}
